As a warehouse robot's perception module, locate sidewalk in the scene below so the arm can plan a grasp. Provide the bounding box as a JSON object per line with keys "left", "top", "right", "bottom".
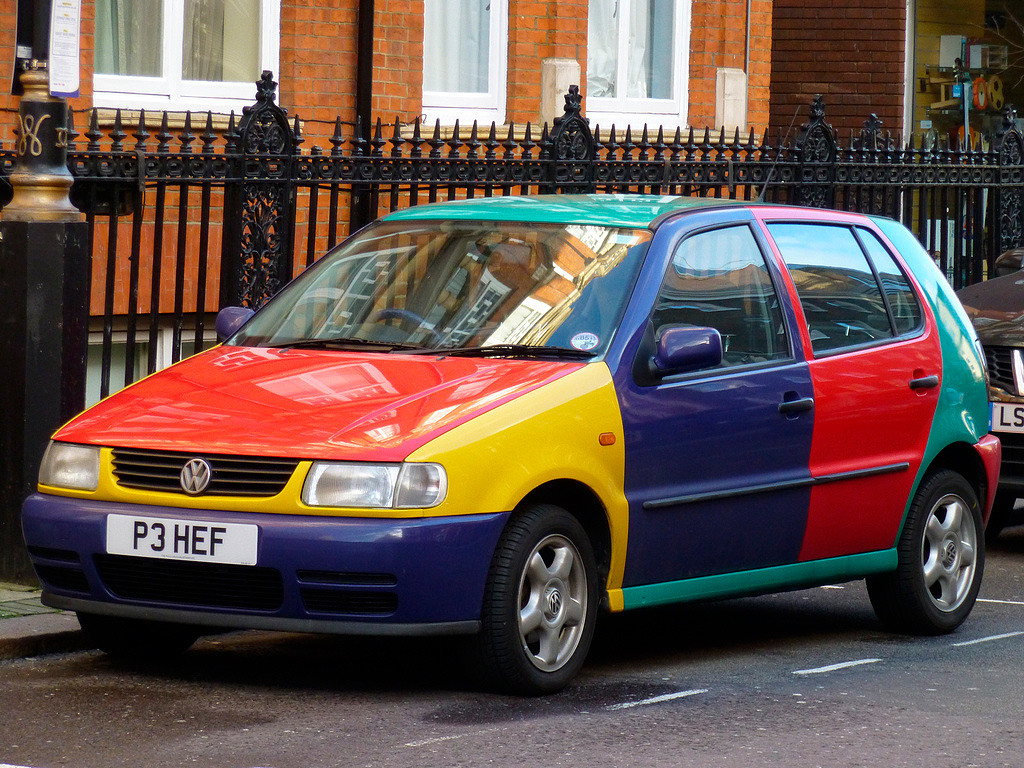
{"left": 0, "top": 583, "right": 90, "bottom": 660}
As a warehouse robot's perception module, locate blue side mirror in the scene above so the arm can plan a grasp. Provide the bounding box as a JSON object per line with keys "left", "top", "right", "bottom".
{"left": 215, "top": 306, "right": 255, "bottom": 340}
{"left": 651, "top": 325, "right": 723, "bottom": 377}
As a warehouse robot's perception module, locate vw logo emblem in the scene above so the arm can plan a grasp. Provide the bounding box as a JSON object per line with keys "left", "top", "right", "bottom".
{"left": 180, "top": 458, "right": 213, "bottom": 495}
{"left": 545, "top": 587, "right": 563, "bottom": 619}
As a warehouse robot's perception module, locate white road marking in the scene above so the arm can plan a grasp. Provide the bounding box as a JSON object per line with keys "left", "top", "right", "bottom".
{"left": 792, "top": 658, "right": 881, "bottom": 675}
{"left": 978, "top": 598, "right": 1024, "bottom": 606}
{"left": 952, "top": 631, "right": 1024, "bottom": 647}
{"left": 605, "top": 688, "right": 708, "bottom": 710}
{"left": 404, "top": 726, "right": 504, "bottom": 748}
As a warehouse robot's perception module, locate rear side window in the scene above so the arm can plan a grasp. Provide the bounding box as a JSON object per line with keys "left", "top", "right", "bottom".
{"left": 767, "top": 223, "right": 916, "bottom": 354}
{"left": 856, "top": 228, "right": 923, "bottom": 336}
{"left": 652, "top": 224, "right": 790, "bottom": 368}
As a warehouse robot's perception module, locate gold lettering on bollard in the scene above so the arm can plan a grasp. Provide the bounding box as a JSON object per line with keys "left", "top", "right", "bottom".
{"left": 18, "top": 114, "right": 51, "bottom": 157}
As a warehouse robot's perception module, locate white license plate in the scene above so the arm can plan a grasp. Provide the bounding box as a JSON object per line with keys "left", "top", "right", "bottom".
{"left": 106, "top": 514, "right": 259, "bottom": 566}
{"left": 991, "top": 402, "right": 1024, "bottom": 434}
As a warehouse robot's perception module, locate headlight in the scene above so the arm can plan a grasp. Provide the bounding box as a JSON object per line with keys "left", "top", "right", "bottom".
{"left": 302, "top": 462, "right": 447, "bottom": 508}
{"left": 38, "top": 442, "right": 100, "bottom": 491}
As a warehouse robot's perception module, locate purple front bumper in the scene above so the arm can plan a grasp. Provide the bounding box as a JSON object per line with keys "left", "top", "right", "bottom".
{"left": 22, "top": 493, "right": 509, "bottom": 636}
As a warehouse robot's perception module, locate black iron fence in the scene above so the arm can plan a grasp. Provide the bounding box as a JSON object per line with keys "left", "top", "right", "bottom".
{"left": 2, "top": 71, "right": 1023, "bottom": 408}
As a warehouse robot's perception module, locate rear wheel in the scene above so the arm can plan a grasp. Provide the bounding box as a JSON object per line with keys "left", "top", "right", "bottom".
{"left": 478, "top": 504, "right": 598, "bottom": 695}
{"left": 866, "top": 469, "right": 983, "bottom": 634}
{"left": 77, "top": 613, "right": 201, "bottom": 659}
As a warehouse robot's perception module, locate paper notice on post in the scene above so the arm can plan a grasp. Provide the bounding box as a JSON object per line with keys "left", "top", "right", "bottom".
{"left": 49, "top": 0, "right": 82, "bottom": 98}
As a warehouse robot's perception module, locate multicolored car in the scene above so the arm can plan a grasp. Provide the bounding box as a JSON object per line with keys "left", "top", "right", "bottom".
{"left": 23, "top": 195, "right": 999, "bottom": 694}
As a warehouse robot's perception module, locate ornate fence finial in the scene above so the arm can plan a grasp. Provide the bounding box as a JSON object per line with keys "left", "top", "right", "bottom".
{"left": 238, "top": 70, "right": 295, "bottom": 155}
{"left": 858, "top": 113, "right": 888, "bottom": 153}
{"left": 549, "top": 85, "right": 595, "bottom": 191}
{"left": 562, "top": 84, "right": 583, "bottom": 118}
{"left": 794, "top": 95, "right": 836, "bottom": 208}
{"left": 255, "top": 70, "right": 278, "bottom": 105}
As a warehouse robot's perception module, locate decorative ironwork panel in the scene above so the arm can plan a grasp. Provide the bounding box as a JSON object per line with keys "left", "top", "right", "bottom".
{"left": 995, "top": 107, "right": 1024, "bottom": 255}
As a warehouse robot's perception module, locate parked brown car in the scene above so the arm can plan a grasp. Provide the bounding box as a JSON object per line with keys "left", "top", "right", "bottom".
{"left": 957, "top": 249, "right": 1024, "bottom": 538}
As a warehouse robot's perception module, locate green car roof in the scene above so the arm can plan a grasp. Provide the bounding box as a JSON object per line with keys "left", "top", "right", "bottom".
{"left": 382, "top": 194, "right": 740, "bottom": 229}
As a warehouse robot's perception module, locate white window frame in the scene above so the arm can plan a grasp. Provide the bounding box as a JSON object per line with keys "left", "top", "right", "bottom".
{"left": 421, "top": 0, "right": 508, "bottom": 126}
{"left": 92, "top": 0, "right": 281, "bottom": 114}
{"left": 586, "top": 0, "right": 692, "bottom": 130}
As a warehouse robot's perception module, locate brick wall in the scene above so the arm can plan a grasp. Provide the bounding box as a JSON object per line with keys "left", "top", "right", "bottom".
{"left": 689, "top": 0, "right": 774, "bottom": 131}
{"left": 769, "top": 0, "right": 907, "bottom": 140}
{"left": 508, "top": 0, "right": 588, "bottom": 125}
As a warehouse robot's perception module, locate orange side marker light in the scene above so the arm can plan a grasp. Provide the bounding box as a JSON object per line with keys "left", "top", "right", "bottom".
{"left": 599, "top": 432, "right": 616, "bottom": 446}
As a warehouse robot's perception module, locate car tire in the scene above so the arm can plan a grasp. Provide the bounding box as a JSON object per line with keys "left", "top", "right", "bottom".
{"left": 478, "top": 504, "right": 598, "bottom": 695}
{"left": 984, "top": 490, "right": 1017, "bottom": 543}
{"left": 866, "top": 469, "right": 983, "bottom": 635}
{"left": 77, "top": 613, "right": 201, "bottom": 658}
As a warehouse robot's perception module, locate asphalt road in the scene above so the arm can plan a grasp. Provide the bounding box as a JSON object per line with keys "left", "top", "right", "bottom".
{"left": 4, "top": 531, "right": 1024, "bottom": 768}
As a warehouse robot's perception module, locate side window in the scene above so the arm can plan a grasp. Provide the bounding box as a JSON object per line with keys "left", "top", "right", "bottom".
{"left": 652, "top": 225, "right": 790, "bottom": 369}
{"left": 857, "top": 228, "right": 924, "bottom": 336}
{"left": 768, "top": 223, "right": 893, "bottom": 354}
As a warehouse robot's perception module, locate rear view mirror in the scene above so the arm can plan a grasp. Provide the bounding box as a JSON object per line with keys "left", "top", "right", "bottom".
{"left": 215, "top": 306, "right": 255, "bottom": 340}
{"left": 650, "top": 325, "right": 723, "bottom": 377}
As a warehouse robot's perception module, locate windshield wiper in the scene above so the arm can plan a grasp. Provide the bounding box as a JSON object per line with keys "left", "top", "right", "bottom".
{"left": 265, "top": 336, "right": 426, "bottom": 352}
{"left": 411, "top": 344, "right": 596, "bottom": 360}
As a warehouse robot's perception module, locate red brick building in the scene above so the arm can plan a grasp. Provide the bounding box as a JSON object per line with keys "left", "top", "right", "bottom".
{"left": 3, "top": 0, "right": 775, "bottom": 143}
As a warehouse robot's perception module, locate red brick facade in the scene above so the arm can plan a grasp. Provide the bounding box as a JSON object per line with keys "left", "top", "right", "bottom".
{"left": 769, "top": 0, "right": 907, "bottom": 139}
{"left": 1, "top": 0, "right": 777, "bottom": 141}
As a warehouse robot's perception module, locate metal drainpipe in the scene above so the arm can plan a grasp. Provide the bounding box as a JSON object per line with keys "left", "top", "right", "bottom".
{"left": 744, "top": 0, "right": 752, "bottom": 76}
{"left": 350, "top": 0, "right": 375, "bottom": 230}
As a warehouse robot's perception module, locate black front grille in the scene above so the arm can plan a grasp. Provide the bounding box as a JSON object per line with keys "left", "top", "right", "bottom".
{"left": 111, "top": 448, "right": 299, "bottom": 497}
{"left": 94, "top": 554, "right": 284, "bottom": 611}
{"left": 985, "top": 346, "right": 1018, "bottom": 395}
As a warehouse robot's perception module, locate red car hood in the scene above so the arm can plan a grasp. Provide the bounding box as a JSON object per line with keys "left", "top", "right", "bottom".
{"left": 56, "top": 346, "right": 584, "bottom": 461}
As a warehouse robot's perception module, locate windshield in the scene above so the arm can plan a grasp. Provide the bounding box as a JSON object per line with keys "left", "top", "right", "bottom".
{"left": 229, "top": 219, "right": 652, "bottom": 357}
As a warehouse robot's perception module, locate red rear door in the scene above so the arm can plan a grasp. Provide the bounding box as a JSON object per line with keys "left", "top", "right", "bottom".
{"left": 761, "top": 216, "right": 941, "bottom": 560}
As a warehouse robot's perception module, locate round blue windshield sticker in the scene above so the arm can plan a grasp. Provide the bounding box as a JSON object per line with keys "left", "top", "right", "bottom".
{"left": 570, "top": 332, "right": 600, "bottom": 351}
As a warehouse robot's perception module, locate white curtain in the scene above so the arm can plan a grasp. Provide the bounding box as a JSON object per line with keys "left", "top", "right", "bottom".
{"left": 587, "top": 0, "right": 618, "bottom": 98}
{"left": 184, "top": 0, "right": 226, "bottom": 80}
{"left": 95, "top": 0, "right": 162, "bottom": 76}
{"left": 423, "top": 0, "right": 490, "bottom": 93}
{"left": 184, "top": 0, "right": 261, "bottom": 82}
{"left": 96, "top": 0, "right": 259, "bottom": 82}
{"left": 588, "top": 0, "right": 673, "bottom": 100}
{"left": 627, "top": 0, "right": 651, "bottom": 98}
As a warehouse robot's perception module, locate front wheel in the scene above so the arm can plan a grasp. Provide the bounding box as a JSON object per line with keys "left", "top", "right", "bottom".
{"left": 866, "top": 469, "right": 983, "bottom": 634}
{"left": 478, "top": 504, "right": 598, "bottom": 695}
